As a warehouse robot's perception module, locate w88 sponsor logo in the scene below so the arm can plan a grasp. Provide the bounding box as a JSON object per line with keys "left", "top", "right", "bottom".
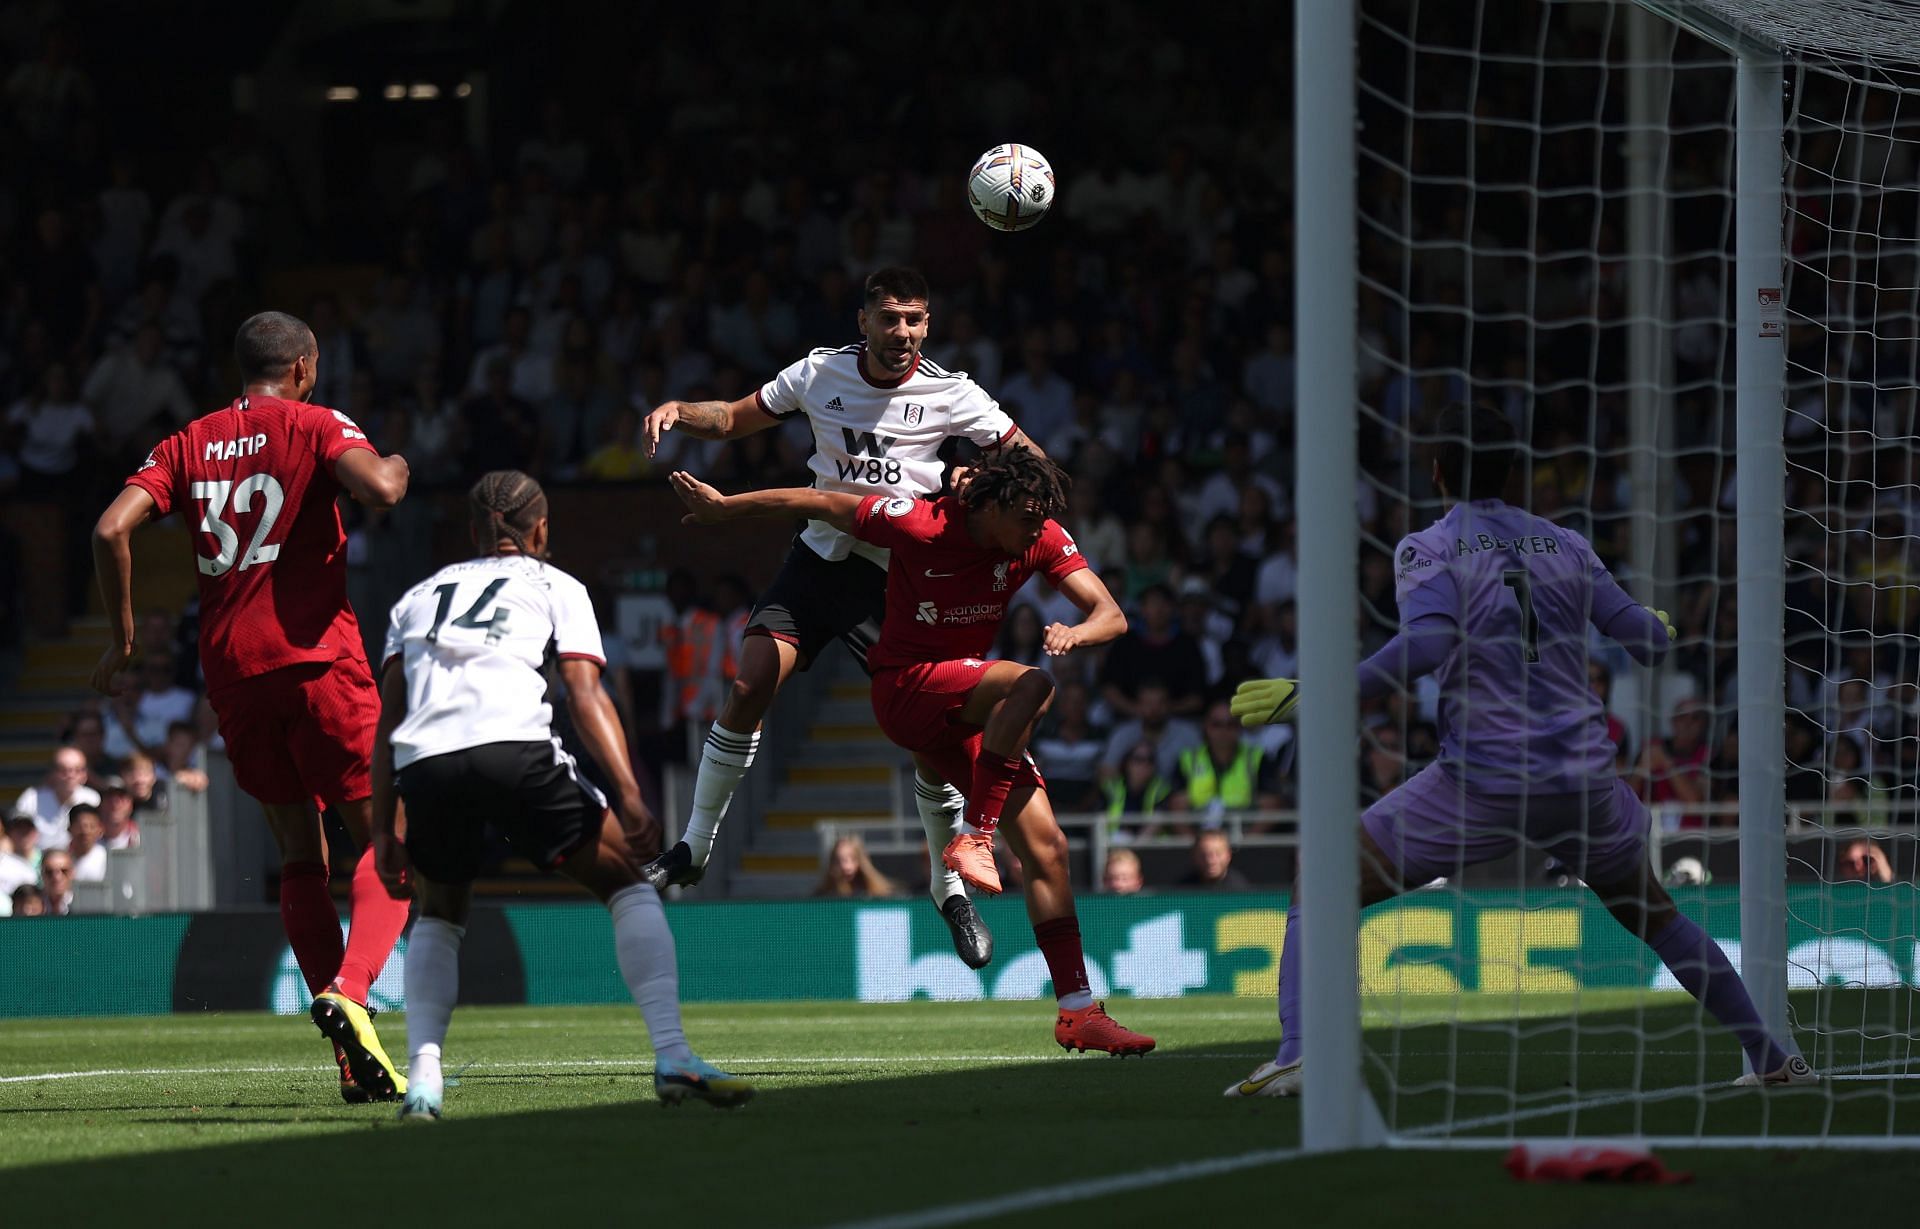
{"left": 837, "top": 455, "right": 904, "bottom": 485}
{"left": 835, "top": 428, "right": 902, "bottom": 485}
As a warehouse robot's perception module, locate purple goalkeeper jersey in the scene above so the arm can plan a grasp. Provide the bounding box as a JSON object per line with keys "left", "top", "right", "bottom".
{"left": 1393, "top": 499, "right": 1640, "bottom": 795}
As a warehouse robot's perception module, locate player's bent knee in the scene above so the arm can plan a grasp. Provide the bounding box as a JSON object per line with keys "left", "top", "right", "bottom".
{"left": 560, "top": 819, "right": 645, "bottom": 904}
{"left": 725, "top": 642, "right": 791, "bottom": 722}
{"left": 723, "top": 671, "right": 774, "bottom": 723}
{"left": 1014, "top": 669, "right": 1056, "bottom": 712}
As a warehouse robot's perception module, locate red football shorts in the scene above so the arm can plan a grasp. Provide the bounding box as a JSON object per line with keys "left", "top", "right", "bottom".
{"left": 207, "top": 652, "right": 377, "bottom": 807}
{"left": 871, "top": 659, "right": 1046, "bottom": 794}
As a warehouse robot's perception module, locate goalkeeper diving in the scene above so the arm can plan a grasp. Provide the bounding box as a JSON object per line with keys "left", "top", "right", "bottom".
{"left": 1225, "top": 402, "right": 1812, "bottom": 1098}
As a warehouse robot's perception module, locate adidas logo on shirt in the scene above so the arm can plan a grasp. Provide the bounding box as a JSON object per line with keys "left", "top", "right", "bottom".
{"left": 823, "top": 396, "right": 845, "bottom": 413}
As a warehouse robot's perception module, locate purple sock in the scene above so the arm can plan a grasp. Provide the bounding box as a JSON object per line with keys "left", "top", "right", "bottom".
{"left": 1648, "top": 913, "right": 1789, "bottom": 1074}
{"left": 1275, "top": 899, "right": 1302, "bottom": 1066}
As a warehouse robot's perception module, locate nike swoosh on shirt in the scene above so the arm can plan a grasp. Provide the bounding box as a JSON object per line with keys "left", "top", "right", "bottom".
{"left": 925, "top": 569, "right": 958, "bottom": 577}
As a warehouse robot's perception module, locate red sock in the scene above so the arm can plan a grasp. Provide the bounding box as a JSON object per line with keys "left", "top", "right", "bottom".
{"left": 967, "top": 750, "right": 1021, "bottom": 834}
{"left": 331, "top": 845, "right": 412, "bottom": 1005}
{"left": 279, "top": 860, "right": 344, "bottom": 997}
{"left": 1034, "top": 915, "right": 1092, "bottom": 1006}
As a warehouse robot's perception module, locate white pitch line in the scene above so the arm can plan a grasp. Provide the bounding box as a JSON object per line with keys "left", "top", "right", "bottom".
{"left": 804, "top": 1052, "right": 1920, "bottom": 1228}
{"left": 0, "top": 1052, "right": 1262, "bottom": 1087}
{"left": 0, "top": 1008, "right": 1276, "bottom": 1042}
{"left": 1828, "top": 1073, "right": 1920, "bottom": 1081}
{"left": 824, "top": 1147, "right": 1303, "bottom": 1229}
{"left": 0, "top": 1065, "right": 296, "bottom": 1085}
{"left": 1400, "top": 1054, "right": 1920, "bottom": 1138}
{"left": 8, "top": 1050, "right": 1914, "bottom": 1089}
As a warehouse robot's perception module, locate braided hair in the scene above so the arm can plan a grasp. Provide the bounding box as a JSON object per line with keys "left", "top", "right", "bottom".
{"left": 469, "top": 470, "right": 550, "bottom": 558}
{"left": 958, "top": 445, "right": 1071, "bottom": 518}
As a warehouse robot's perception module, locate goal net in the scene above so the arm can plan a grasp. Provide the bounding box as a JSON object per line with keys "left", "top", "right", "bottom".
{"left": 1299, "top": 0, "right": 1920, "bottom": 1148}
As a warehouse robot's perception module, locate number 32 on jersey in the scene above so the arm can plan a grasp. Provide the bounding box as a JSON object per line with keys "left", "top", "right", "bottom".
{"left": 192, "top": 473, "right": 286, "bottom": 577}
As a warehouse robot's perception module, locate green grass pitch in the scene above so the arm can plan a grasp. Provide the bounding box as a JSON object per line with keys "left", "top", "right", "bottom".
{"left": 2, "top": 992, "right": 1915, "bottom": 1227}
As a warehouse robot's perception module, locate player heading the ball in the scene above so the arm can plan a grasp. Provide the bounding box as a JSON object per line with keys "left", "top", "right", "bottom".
{"left": 638, "top": 266, "right": 1045, "bottom": 972}
{"left": 672, "top": 447, "right": 1154, "bottom": 1056}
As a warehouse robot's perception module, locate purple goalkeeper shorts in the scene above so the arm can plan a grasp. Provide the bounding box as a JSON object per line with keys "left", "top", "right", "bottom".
{"left": 1359, "top": 762, "right": 1649, "bottom": 886}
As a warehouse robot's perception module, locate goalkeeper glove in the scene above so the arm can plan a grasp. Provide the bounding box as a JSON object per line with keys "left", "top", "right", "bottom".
{"left": 1231, "top": 677, "right": 1299, "bottom": 727}
{"left": 1648, "top": 607, "right": 1675, "bottom": 641}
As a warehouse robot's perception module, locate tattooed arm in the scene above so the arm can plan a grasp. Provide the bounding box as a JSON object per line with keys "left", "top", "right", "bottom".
{"left": 640, "top": 394, "right": 779, "bottom": 457}
{"left": 993, "top": 426, "right": 1046, "bottom": 456}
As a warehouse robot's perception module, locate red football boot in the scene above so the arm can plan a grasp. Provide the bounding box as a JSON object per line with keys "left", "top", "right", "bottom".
{"left": 1056, "top": 1002, "right": 1155, "bottom": 1056}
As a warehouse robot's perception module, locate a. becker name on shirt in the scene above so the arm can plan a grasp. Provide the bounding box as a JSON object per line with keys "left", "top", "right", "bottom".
{"left": 1454, "top": 533, "right": 1561, "bottom": 557}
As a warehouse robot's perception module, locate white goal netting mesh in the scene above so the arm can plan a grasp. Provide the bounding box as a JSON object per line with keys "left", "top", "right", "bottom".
{"left": 1772, "top": 0, "right": 1920, "bottom": 1092}
{"left": 1346, "top": 0, "right": 1919, "bottom": 1143}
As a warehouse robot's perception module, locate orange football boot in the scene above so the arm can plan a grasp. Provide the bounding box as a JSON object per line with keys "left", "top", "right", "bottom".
{"left": 1056, "top": 1002, "right": 1156, "bottom": 1056}
{"left": 942, "top": 832, "right": 1002, "bottom": 895}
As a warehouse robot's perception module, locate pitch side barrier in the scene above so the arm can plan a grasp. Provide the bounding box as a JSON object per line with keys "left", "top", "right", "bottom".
{"left": 818, "top": 804, "right": 1920, "bottom": 896}
{"left": 2, "top": 880, "right": 1914, "bottom": 1019}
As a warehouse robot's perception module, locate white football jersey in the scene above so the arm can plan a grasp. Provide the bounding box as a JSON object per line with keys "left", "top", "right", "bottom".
{"left": 382, "top": 555, "right": 605, "bottom": 769}
{"left": 757, "top": 344, "right": 1017, "bottom": 565}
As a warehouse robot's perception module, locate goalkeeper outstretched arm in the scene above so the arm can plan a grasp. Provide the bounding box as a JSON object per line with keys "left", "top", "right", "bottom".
{"left": 1232, "top": 600, "right": 1675, "bottom": 727}
{"left": 1231, "top": 615, "right": 1456, "bottom": 727}
{"left": 1598, "top": 603, "right": 1676, "bottom": 665}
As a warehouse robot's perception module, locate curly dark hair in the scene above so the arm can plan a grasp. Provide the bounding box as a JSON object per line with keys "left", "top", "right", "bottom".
{"left": 959, "top": 445, "right": 1071, "bottom": 518}
{"left": 469, "top": 470, "right": 549, "bottom": 558}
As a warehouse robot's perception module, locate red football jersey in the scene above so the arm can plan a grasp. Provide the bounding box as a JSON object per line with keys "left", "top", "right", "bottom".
{"left": 124, "top": 395, "right": 377, "bottom": 691}
{"left": 853, "top": 494, "right": 1088, "bottom": 671}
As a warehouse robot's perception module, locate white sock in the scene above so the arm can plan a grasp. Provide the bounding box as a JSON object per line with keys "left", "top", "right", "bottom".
{"left": 914, "top": 772, "right": 968, "bottom": 903}
{"left": 609, "top": 883, "right": 695, "bottom": 1065}
{"left": 411, "top": 1043, "right": 443, "bottom": 1092}
{"left": 1058, "top": 989, "right": 1095, "bottom": 1011}
{"left": 405, "top": 916, "right": 464, "bottom": 1091}
{"left": 684, "top": 724, "right": 759, "bottom": 864}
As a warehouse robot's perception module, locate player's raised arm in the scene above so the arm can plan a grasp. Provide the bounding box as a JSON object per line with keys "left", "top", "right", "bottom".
{"left": 90, "top": 485, "right": 160, "bottom": 695}
{"left": 1044, "top": 568, "right": 1127, "bottom": 656}
{"left": 669, "top": 471, "right": 860, "bottom": 532}
{"left": 334, "top": 448, "right": 410, "bottom": 511}
{"left": 642, "top": 394, "right": 774, "bottom": 458}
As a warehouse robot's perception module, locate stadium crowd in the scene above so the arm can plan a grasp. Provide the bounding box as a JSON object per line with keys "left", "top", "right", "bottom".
{"left": 0, "top": 600, "right": 213, "bottom": 916}
{"left": 2, "top": 2, "right": 1914, "bottom": 904}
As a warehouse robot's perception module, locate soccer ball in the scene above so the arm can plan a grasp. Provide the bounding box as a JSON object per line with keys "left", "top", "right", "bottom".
{"left": 967, "top": 143, "right": 1055, "bottom": 232}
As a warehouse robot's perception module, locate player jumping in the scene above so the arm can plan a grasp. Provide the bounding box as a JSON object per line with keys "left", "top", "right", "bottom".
{"left": 371, "top": 471, "right": 752, "bottom": 1120}
{"left": 1223, "top": 402, "right": 1813, "bottom": 1097}
{"left": 638, "top": 266, "right": 1044, "bottom": 971}
{"left": 671, "top": 447, "right": 1155, "bottom": 1056}
{"left": 92, "top": 311, "right": 414, "bottom": 1101}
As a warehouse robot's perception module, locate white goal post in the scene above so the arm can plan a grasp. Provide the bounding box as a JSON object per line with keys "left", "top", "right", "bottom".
{"left": 1295, "top": 0, "right": 1920, "bottom": 1152}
